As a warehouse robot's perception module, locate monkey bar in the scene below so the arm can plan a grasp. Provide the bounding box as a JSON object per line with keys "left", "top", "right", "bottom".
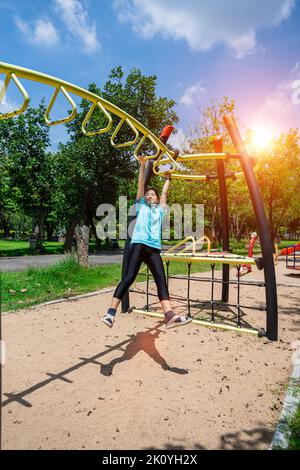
{"left": 0, "top": 62, "right": 174, "bottom": 163}
{"left": 0, "top": 62, "right": 244, "bottom": 181}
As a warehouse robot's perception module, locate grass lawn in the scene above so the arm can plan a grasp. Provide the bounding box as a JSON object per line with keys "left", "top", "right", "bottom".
{"left": 288, "top": 402, "right": 300, "bottom": 449}
{"left": 1, "top": 238, "right": 298, "bottom": 257}
{"left": 0, "top": 240, "right": 123, "bottom": 257}
{"left": 0, "top": 240, "right": 66, "bottom": 256}
{"left": 1, "top": 256, "right": 213, "bottom": 313}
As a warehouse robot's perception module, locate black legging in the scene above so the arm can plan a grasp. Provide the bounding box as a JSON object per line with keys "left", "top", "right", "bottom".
{"left": 114, "top": 243, "right": 170, "bottom": 301}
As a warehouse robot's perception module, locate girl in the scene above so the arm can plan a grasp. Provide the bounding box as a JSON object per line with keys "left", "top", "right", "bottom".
{"left": 102, "top": 156, "right": 192, "bottom": 329}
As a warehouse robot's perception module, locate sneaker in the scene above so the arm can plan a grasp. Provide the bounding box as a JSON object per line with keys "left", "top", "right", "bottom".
{"left": 165, "top": 312, "right": 192, "bottom": 329}
{"left": 102, "top": 313, "right": 115, "bottom": 328}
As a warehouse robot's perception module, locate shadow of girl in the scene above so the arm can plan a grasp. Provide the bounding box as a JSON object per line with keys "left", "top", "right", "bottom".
{"left": 100, "top": 325, "right": 189, "bottom": 376}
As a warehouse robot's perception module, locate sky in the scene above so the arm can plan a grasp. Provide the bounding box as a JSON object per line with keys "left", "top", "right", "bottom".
{"left": 1, "top": 0, "right": 300, "bottom": 150}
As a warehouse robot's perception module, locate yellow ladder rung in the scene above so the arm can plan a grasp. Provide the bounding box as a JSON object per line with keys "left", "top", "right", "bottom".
{"left": 45, "top": 85, "right": 77, "bottom": 126}
{"left": 111, "top": 117, "right": 139, "bottom": 148}
{"left": 82, "top": 101, "right": 113, "bottom": 136}
{"left": 0, "top": 73, "right": 30, "bottom": 119}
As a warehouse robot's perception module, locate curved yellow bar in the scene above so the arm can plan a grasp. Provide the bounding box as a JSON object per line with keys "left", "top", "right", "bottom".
{"left": 45, "top": 85, "right": 77, "bottom": 126}
{"left": 81, "top": 101, "right": 113, "bottom": 136}
{"left": 0, "top": 72, "right": 30, "bottom": 119}
{"left": 165, "top": 236, "right": 196, "bottom": 254}
{"left": 198, "top": 236, "right": 211, "bottom": 253}
{"left": 0, "top": 62, "right": 174, "bottom": 160}
{"left": 0, "top": 62, "right": 248, "bottom": 181}
{"left": 133, "top": 133, "right": 161, "bottom": 161}
{"left": 153, "top": 152, "right": 246, "bottom": 180}
{"left": 170, "top": 235, "right": 211, "bottom": 255}
{"left": 159, "top": 153, "right": 228, "bottom": 165}
{"left": 152, "top": 150, "right": 179, "bottom": 175}
{"left": 110, "top": 117, "right": 139, "bottom": 148}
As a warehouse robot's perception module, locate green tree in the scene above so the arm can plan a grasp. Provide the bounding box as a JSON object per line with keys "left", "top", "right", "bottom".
{"left": 170, "top": 97, "right": 237, "bottom": 244}
{"left": 0, "top": 102, "right": 54, "bottom": 247}
{"left": 255, "top": 129, "right": 300, "bottom": 240}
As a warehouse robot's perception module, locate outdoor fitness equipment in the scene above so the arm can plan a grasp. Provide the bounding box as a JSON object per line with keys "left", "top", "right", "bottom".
{"left": 0, "top": 62, "right": 278, "bottom": 341}
{"left": 281, "top": 242, "right": 300, "bottom": 271}
{"left": 236, "top": 231, "right": 258, "bottom": 277}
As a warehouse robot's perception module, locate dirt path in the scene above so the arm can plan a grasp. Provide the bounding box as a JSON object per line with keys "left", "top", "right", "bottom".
{"left": 2, "top": 260, "right": 299, "bottom": 449}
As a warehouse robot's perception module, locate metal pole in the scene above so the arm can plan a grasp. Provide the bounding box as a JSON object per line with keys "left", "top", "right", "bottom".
{"left": 187, "top": 262, "right": 191, "bottom": 317}
{"left": 214, "top": 136, "right": 230, "bottom": 302}
{"left": 223, "top": 115, "right": 278, "bottom": 340}
{"left": 211, "top": 263, "right": 215, "bottom": 323}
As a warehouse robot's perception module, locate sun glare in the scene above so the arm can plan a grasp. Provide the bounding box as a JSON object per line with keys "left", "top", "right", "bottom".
{"left": 251, "top": 127, "right": 273, "bottom": 151}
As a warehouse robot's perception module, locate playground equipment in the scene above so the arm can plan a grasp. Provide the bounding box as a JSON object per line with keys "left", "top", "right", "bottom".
{"left": 281, "top": 242, "right": 300, "bottom": 271}
{"left": 129, "top": 234, "right": 266, "bottom": 336}
{"left": 0, "top": 62, "right": 278, "bottom": 341}
{"left": 237, "top": 232, "right": 258, "bottom": 277}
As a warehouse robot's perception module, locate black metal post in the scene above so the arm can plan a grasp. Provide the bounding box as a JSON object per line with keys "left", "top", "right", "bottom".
{"left": 211, "top": 263, "right": 215, "bottom": 323}
{"left": 166, "top": 261, "right": 170, "bottom": 289}
{"left": 224, "top": 115, "right": 278, "bottom": 340}
{"left": 187, "top": 262, "right": 192, "bottom": 317}
{"left": 214, "top": 136, "right": 230, "bottom": 302}
{"left": 236, "top": 265, "right": 241, "bottom": 327}
{"left": 146, "top": 266, "right": 149, "bottom": 311}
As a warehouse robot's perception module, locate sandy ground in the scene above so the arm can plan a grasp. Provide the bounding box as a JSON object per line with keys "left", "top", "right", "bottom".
{"left": 2, "top": 259, "right": 300, "bottom": 450}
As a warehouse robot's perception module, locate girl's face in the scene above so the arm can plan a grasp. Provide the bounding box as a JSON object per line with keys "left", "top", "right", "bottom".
{"left": 145, "top": 190, "right": 158, "bottom": 204}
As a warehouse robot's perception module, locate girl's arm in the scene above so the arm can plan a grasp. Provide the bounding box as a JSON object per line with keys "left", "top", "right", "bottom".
{"left": 160, "top": 174, "right": 171, "bottom": 208}
{"left": 136, "top": 156, "right": 147, "bottom": 201}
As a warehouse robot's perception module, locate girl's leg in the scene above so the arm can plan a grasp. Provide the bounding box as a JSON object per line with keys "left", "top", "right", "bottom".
{"left": 112, "top": 244, "right": 144, "bottom": 301}
{"left": 103, "top": 244, "right": 144, "bottom": 327}
{"left": 145, "top": 248, "right": 192, "bottom": 328}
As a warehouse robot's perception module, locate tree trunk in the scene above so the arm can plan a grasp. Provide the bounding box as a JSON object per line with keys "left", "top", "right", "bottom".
{"left": 31, "top": 211, "right": 46, "bottom": 249}
{"left": 90, "top": 219, "right": 102, "bottom": 252}
{"left": 64, "top": 220, "right": 77, "bottom": 252}
{"left": 269, "top": 203, "right": 275, "bottom": 241}
{"left": 2, "top": 221, "right": 10, "bottom": 238}
{"left": 74, "top": 223, "right": 90, "bottom": 267}
{"left": 45, "top": 221, "right": 54, "bottom": 241}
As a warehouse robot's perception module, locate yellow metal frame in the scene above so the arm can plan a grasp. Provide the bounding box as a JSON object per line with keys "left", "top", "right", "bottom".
{"left": 0, "top": 62, "right": 246, "bottom": 181}
{"left": 0, "top": 72, "right": 30, "bottom": 119}
{"left": 0, "top": 61, "right": 174, "bottom": 162}
{"left": 165, "top": 236, "right": 196, "bottom": 254}
{"left": 161, "top": 253, "right": 256, "bottom": 265}
{"left": 45, "top": 85, "right": 77, "bottom": 126}
{"left": 133, "top": 236, "right": 252, "bottom": 288}
{"left": 81, "top": 101, "right": 113, "bottom": 136}
{"left": 153, "top": 152, "right": 244, "bottom": 180}
{"left": 164, "top": 235, "right": 211, "bottom": 255}
{"left": 132, "top": 309, "right": 259, "bottom": 336}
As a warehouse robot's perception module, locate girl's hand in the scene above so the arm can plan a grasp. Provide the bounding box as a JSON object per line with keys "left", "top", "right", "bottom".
{"left": 164, "top": 172, "right": 172, "bottom": 180}
{"left": 138, "top": 155, "right": 147, "bottom": 165}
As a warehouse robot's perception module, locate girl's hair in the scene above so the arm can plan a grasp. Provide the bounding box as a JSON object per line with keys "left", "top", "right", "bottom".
{"left": 144, "top": 187, "right": 159, "bottom": 199}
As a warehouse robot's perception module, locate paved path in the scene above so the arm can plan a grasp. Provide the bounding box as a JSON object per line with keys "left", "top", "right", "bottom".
{"left": 0, "top": 244, "right": 175, "bottom": 272}
{"left": 0, "top": 252, "right": 124, "bottom": 272}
